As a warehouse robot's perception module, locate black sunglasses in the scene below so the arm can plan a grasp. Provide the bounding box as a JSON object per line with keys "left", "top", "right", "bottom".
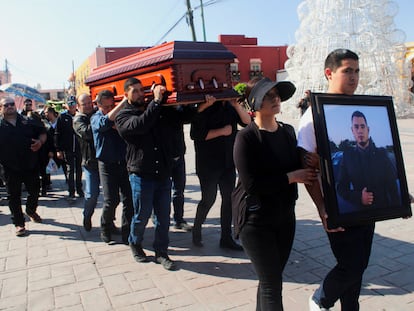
{"left": 2, "top": 102, "right": 15, "bottom": 108}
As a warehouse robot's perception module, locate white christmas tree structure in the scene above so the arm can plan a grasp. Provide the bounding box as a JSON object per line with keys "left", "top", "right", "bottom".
{"left": 284, "top": 0, "right": 413, "bottom": 117}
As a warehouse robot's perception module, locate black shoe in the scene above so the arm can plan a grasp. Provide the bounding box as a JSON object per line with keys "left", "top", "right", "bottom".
{"left": 174, "top": 221, "right": 192, "bottom": 231}
{"left": 155, "top": 253, "right": 176, "bottom": 270}
{"left": 27, "top": 212, "right": 42, "bottom": 223}
{"left": 122, "top": 236, "right": 129, "bottom": 245}
{"left": 77, "top": 191, "right": 84, "bottom": 198}
{"left": 66, "top": 193, "right": 76, "bottom": 201}
{"left": 122, "top": 226, "right": 130, "bottom": 245}
{"left": 130, "top": 244, "right": 148, "bottom": 262}
{"left": 100, "top": 231, "right": 113, "bottom": 244}
{"left": 219, "top": 238, "right": 243, "bottom": 251}
{"left": 83, "top": 217, "right": 92, "bottom": 232}
{"left": 192, "top": 239, "right": 203, "bottom": 247}
{"left": 110, "top": 223, "right": 121, "bottom": 235}
{"left": 192, "top": 226, "right": 203, "bottom": 247}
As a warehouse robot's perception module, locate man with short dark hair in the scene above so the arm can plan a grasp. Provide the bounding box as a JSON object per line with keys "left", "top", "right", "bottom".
{"left": 55, "top": 99, "right": 83, "bottom": 199}
{"left": 298, "top": 49, "right": 382, "bottom": 311}
{"left": 115, "top": 77, "right": 176, "bottom": 270}
{"left": 91, "top": 90, "right": 133, "bottom": 244}
{"left": 337, "top": 110, "right": 400, "bottom": 211}
{"left": 0, "top": 97, "right": 47, "bottom": 236}
{"left": 21, "top": 98, "right": 34, "bottom": 116}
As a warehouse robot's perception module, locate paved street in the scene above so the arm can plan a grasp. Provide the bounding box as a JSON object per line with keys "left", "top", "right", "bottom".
{"left": 0, "top": 117, "right": 413, "bottom": 310}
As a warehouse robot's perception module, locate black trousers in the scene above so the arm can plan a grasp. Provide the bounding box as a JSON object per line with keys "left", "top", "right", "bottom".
{"left": 240, "top": 208, "right": 296, "bottom": 311}
{"left": 171, "top": 155, "right": 186, "bottom": 224}
{"left": 98, "top": 161, "right": 133, "bottom": 239}
{"left": 321, "top": 223, "right": 375, "bottom": 311}
{"left": 194, "top": 167, "right": 236, "bottom": 239}
{"left": 64, "top": 151, "right": 83, "bottom": 195}
{"left": 5, "top": 168, "right": 40, "bottom": 227}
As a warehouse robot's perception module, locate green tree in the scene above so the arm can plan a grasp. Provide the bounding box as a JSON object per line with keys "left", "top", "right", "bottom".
{"left": 234, "top": 83, "right": 246, "bottom": 96}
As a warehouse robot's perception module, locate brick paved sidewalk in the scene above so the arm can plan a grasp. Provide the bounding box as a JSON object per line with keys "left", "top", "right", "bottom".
{"left": 0, "top": 118, "right": 413, "bottom": 310}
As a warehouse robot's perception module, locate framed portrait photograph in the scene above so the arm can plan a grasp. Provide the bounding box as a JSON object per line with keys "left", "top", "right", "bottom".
{"left": 310, "top": 93, "right": 412, "bottom": 229}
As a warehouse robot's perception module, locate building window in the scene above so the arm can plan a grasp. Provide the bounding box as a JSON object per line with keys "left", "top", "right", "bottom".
{"left": 57, "top": 92, "right": 65, "bottom": 100}
{"left": 230, "top": 63, "right": 239, "bottom": 72}
{"left": 250, "top": 63, "right": 261, "bottom": 72}
{"left": 249, "top": 58, "right": 263, "bottom": 79}
{"left": 230, "top": 62, "right": 240, "bottom": 82}
{"left": 250, "top": 58, "right": 262, "bottom": 72}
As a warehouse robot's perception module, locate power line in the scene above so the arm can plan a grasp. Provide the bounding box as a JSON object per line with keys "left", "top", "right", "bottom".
{"left": 155, "top": 14, "right": 187, "bottom": 45}
{"left": 154, "top": 0, "right": 226, "bottom": 45}
{"left": 142, "top": 0, "right": 182, "bottom": 45}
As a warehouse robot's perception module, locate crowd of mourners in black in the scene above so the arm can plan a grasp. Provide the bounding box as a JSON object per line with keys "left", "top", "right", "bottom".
{"left": 1, "top": 53, "right": 413, "bottom": 310}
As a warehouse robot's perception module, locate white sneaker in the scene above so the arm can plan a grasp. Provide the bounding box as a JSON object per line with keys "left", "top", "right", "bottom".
{"left": 309, "top": 292, "right": 331, "bottom": 311}
{"left": 309, "top": 294, "right": 321, "bottom": 311}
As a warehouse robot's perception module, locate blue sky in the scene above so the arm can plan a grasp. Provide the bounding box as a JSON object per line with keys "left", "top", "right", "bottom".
{"left": 1, "top": 0, "right": 414, "bottom": 89}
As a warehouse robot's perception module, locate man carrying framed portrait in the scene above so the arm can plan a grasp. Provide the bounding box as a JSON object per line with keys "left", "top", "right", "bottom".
{"left": 298, "top": 48, "right": 412, "bottom": 311}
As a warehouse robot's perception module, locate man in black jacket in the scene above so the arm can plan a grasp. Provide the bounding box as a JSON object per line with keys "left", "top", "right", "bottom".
{"left": 73, "top": 94, "right": 100, "bottom": 232}
{"left": 54, "top": 100, "right": 83, "bottom": 199}
{"left": 336, "top": 110, "right": 400, "bottom": 212}
{"left": 115, "top": 78, "right": 176, "bottom": 270}
{"left": 0, "top": 97, "right": 47, "bottom": 236}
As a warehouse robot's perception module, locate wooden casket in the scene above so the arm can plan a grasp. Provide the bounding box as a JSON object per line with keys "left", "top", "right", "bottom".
{"left": 85, "top": 41, "right": 239, "bottom": 105}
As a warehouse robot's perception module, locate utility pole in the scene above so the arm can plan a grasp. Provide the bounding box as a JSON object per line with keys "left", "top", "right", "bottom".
{"left": 4, "top": 59, "right": 9, "bottom": 83}
{"left": 72, "top": 60, "right": 76, "bottom": 96}
{"left": 200, "top": 0, "right": 207, "bottom": 41}
{"left": 186, "top": 0, "right": 197, "bottom": 41}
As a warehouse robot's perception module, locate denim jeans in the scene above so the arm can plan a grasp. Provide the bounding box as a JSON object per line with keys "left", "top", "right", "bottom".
{"left": 128, "top": 174, "right": 172, "bottom": 254}
{"left": 99, "top": 161, "right": 133, "bottom": 239}
{"left": 321, "top": 223, "right": 375, "bottom": 311}
{"left": 82, "top": 166, "right": 100, "bottom": 219}
{"left": 5, "top": 168, "right": 40, "bottom": 227}
{"left": 171, "top": 155, "right": 186, "bottom": 224}
{"left": 240, "top": 208, "right": 296, "bottom": 310}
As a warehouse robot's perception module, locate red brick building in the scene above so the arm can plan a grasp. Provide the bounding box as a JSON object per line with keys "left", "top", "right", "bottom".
{"left": 218, "top": 34, "right": 288, "bottom": 84}
{"left": 76, "top": 36, "right": 289, "bottom": 93}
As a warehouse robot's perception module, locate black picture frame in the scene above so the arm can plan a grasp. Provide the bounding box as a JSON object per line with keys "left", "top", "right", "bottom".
{"left": 310, "top": 93, "right": 412, "bottom": 228}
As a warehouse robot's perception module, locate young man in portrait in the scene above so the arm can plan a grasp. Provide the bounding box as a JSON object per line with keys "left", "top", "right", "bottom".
{"left": 336, "top": 110, "right": 400, "bottom": 212}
